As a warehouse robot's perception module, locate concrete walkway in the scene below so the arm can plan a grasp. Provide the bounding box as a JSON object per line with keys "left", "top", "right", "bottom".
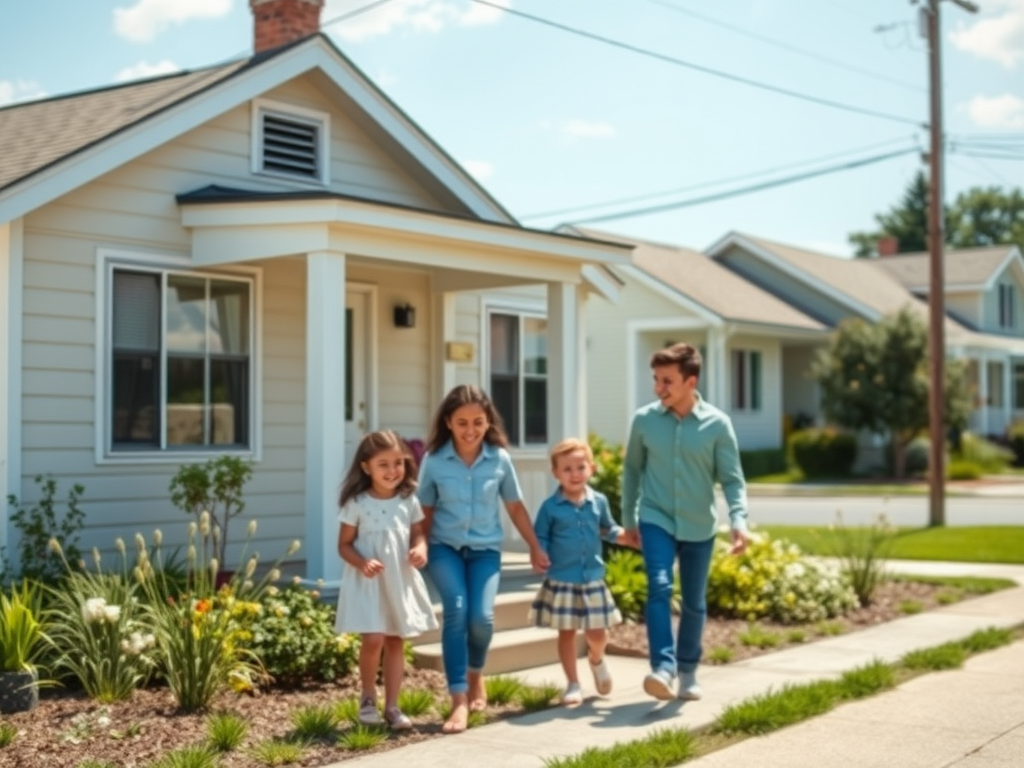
{"left": 330, "top": 561, "right": 1024, "bottom": 768}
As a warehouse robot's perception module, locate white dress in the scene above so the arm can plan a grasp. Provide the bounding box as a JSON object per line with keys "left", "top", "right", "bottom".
{"left": 334, "top": 493, "right": 438, "bottom": 638}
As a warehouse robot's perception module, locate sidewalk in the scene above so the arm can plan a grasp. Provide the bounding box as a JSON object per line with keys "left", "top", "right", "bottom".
{"left": 329, "top": 561, "right": 1024, "bottom": 768}
{"left": 747, "top": 477, "right": 1024, "bottom": 498}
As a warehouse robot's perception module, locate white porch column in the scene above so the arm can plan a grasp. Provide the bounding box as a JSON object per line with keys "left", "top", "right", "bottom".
{"left": 305, "top": 251, "right": 346, "bottom": 582}
{"left": 546, "top": 282, "right": 582, "bottom": 445}
{"left": 978, "top": 355, "right": 989, "bottom": 435}
{"left": 707, "top": 325, "right": 729, "bottom": 409}
{"left": 0, "top": 220, "right": 23, "bottom": 558}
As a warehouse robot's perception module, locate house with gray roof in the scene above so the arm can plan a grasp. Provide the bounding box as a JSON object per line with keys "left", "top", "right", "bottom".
{"left": 709, "top": 233, "right": 1024, "bottom": 438}
{"left": 0, "top": 0, "right": 631, "bottom": 580}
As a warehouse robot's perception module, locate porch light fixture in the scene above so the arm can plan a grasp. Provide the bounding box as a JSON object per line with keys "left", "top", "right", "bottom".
{"left": 393, "top": 303, "right": 416, "bottom": 329}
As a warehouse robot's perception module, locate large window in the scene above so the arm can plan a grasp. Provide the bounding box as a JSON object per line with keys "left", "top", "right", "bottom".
{"left": 111, "top": 268, "right": 252, "bottom": 452}
{"left": 999, "top": 283, "right": 1016, "bottom": 329}
{"left": 1014, "top": 362, "right": 1024, "bottom": 411}
{"left": 489, "top": 312, "right": 547, "bottom": 446}
{"left": 731, "top": 349, "right": 762, "bottom": 412}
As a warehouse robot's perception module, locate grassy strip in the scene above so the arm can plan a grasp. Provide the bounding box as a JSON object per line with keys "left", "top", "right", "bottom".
{"left": 756, "top": 525, "right": 1024, "bottom": 564}
{"left": 542, "top": 625, "right": 1020, "bottom": 768}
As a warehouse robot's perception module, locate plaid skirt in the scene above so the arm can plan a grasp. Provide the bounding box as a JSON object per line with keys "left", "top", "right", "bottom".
{"left": 528, "top": 578, "right": 623, "bottom": 631}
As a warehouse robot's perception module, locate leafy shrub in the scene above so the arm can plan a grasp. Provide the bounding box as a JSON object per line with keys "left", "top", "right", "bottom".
{"left": 603, "top": 549, "right": 647, "bottom": 622}
{"left": 954, "top": 432, "right": 1014, "bottom": 474}
{"left": 588, "top": 434, "right": 623, "bottom": 525}
{"left": 904, "top": 436, "right": 931, "bottom": 477}
{"left": 788, "top": 428, "right": 857, "bottom": 479}
{"left": 230, "top": 584, "right": 359, "bottom": 686}
{"left": 946, "top": 460, "right": 983, "bottom": 480}
{"left": 1007, "top": 421, "right": 1024, "bottom": 467}
{"left": 739, "top": 448, "right": 788, "bottom": 479}
{"left": 5, "top": 475, "right": 85, "bottom": 585}
{"left": 706, "top": 535, "right": 858, "bottom": 623}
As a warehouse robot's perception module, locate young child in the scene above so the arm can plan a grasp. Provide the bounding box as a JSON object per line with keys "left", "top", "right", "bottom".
{"left": 528, "top": 438, "right": 630, "bottom": 706}
{"left": 335, "top": 430, "right": 438, "bottom": 730}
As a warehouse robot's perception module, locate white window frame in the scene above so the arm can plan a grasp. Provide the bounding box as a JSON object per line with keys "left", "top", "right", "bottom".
{"left": 94, "top": 248, "right": 262, "bottom": 464}
{"left": 998, "top": 283, "right": 1016, "bottom": 329}
{"left": 482, "top": 298, "right": 548, "bottom": 449}
{"left": 731, "top": 348, "right": 763, "bottom": 413}
{"left": 250, "top": 97, "right": 331, "bottom": 186}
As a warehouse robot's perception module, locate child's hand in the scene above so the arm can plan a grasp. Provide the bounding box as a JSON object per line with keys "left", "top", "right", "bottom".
{"left": 614, "top": 530, "right": 640, "bottom": 550}
{"left": 361, "top": 558, "right": 384, "bottom": 578}
{"left": 529, "top": 546, "right": 550, "bottom": 574}
{"left": 408, "top": 542, "right": 427, "bottom": 569}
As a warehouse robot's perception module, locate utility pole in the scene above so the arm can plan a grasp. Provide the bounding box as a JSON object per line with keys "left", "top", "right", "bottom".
{"left": 922, "top": 0, "right": 976, "bottom": 527}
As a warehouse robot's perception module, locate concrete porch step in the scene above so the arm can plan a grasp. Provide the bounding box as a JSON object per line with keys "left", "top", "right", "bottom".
{"left": 412, "top": 626, "right": 567, "bottom": 676}
{"left": 413, "top": 588, "right": 538, "bottom": 647}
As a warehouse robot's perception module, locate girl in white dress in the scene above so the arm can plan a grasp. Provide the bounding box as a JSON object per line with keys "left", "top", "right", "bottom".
{"left": 336, "top": 430, "right": 438, "bottom": 730}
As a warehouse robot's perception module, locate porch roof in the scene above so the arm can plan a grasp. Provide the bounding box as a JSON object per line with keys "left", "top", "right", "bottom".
{"left": 177, "top": 186, "right": 633, "bottom": 290}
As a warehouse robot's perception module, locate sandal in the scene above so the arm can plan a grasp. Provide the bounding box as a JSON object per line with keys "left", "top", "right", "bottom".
{"left": 385, "top": 706, "right": 413, "bottom": 731}
{"left": 358, "top": 695, "right": 382, "bottom": 726}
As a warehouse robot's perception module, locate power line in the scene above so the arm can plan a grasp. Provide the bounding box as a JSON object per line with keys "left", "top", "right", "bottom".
{"left": 567, "top": 147, "right": 917, "bottom": 224}
{"left": 467, "top": 0, "right": 922, "bottom": 127}
{"left": 644, "top": 0, "right": 923, "bottom": 93}
{"left": 521, "top": 135, "right": 920, "bottom": 220}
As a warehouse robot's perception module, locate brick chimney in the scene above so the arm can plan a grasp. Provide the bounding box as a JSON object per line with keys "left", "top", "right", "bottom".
{"left": 250, "top": 0, "right": 324, "bottom": 53}
{"left": 876, "top": 235, "right": 899, "bottom": 257}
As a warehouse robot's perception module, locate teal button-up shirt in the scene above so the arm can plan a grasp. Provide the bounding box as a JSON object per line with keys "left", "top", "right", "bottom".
{"left": 622, "top": 394, "right": 748, "bottom": 541}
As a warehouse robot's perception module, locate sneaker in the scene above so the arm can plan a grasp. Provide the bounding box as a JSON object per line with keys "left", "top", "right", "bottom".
{"left": 677, "top": 671, "right": 702, "bottom": 701}
{"left": 358, "top": 696, "right": 382, "bottom": 725}
{"left": 562, "top": 682, "right": 584, "bottom": 706}
{"left": 642, "top": 669, "right": 676, "bottom": 701}
{"left": 589, "top": 657, "right": 613, "bottom": 696}
{"left": 384, "top": 706, "right": 413, "bottom": 731}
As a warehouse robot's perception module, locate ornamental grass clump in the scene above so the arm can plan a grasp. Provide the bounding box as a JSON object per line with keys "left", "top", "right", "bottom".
{"left": 46, "top": 539, "right": 155, "bottom": 702}
{"left": 825, "top": 512, "right": 896, "bottom": 605}
{"left": 706, "top": 533, "right": 858, "bottom": 624}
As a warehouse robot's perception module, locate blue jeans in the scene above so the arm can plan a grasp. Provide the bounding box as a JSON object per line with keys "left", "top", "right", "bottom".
{"left": 640, "top": 522, "right": 716, "bottom": 676}
{"left": 426, "top": 543, "right": 501, "bottom": 694}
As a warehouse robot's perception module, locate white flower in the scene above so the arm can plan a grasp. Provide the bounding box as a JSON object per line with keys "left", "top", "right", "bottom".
{"left": 82, "top": 597, "right": 108, "bottom": 625}
{"left": 96, "top": 715, "right": 111, "bottom": 728}
{"left": 102, "top": 604, "right": 121, "bottom": 624}
{"left": 287, "top": 539, "right": 301, "bottom": 556}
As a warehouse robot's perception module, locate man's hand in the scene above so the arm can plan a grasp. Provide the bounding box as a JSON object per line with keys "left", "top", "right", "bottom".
{"left": 729, "top": 528, "right": 750, "bottom": 556}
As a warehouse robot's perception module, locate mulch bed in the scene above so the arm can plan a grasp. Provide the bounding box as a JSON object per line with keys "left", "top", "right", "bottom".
{"left": 0, "top": 579, "right": 971, "bottom": 767}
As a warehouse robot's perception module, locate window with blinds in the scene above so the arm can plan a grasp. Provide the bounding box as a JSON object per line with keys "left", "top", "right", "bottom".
{"left": 489, "top": 311, "right": 548, "bottom": 446}
{"left": 110, "top": 267, "right": 253, "bottom": 452}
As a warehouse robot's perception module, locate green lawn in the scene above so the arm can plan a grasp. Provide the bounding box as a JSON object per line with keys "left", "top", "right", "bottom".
{"left": 757, "top": 525, "right": 1024, "bottom": 564}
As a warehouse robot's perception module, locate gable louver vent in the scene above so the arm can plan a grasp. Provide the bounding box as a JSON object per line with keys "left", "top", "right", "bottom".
{"left": 261, "top": 114, "right": 320, "bottom": 178}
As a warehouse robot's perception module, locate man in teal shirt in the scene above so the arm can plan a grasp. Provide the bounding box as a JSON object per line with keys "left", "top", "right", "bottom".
{"left": 622, "top": 343, "right": 749, "bottom": 702}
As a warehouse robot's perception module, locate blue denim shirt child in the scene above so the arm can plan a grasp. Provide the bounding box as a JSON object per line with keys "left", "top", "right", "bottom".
{"left": 534, "top": 487, "right": 622, "bottom": 584}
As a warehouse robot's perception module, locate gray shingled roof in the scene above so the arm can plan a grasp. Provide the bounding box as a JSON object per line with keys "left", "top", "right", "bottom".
{"left": 575, "top": 228, "right": 825, "bottom": 331}
{"left": 739, "top": 234, "right": 974, "bottom": 338}
{"left": 872, "top": 245, "right": 1018, "bottom": 291}
{"left": 0, "top": 60, "right": 250, "bottom": 193}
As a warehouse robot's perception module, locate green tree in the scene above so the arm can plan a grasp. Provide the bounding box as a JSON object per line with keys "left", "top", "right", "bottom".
{"left": 810, "top": 307, "right": 971, "bottom": 479}
{"left": 849, "top": 173, "right": 1024, "bottom": 257}
{"left": 849, "top": 171, "right": 930, "bottom": 257}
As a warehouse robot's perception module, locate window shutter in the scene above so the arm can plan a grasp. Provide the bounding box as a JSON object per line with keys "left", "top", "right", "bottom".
{"left": 262, "top": 114, "right": 319, "bottom": 178}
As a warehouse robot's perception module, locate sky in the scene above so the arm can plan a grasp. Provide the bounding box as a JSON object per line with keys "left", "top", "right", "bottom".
{"left": 1, "top": 0, "right": 1022, "bottom": 257}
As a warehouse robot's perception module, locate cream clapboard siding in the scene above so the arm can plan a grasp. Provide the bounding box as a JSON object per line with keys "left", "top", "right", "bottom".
{"left": 947, "top": 292, "right": 982, "bottom": 330}
{"left": 587, "top": 279, "right": 696, "bottom": 445}
{"left": 727, "top": 335, "right": 783, "bottom": 450}
{"left": 15, "top": 72, "right": 452, "bottom": 561}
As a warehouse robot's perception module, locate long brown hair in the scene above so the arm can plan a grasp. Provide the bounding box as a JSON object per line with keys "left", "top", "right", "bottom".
{"left": 425, "top": 385, "right": 508, "bottom": 454}
{"left": 338, "top": 430, "right": 418, "bottom": 508}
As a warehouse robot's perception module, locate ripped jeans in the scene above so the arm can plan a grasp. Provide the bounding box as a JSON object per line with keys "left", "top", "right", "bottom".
{"left": 425, "top": 543, "right": 501, "bottom": 694}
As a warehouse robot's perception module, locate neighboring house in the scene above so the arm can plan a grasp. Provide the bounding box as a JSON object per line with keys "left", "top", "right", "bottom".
{"left": 0, "top": 0, "right": 631, "bottom": 581}
{"left": 708, "top": 233, "right": 1024, "bottom": 439}
{"left": 564, "top": 228, "right": 829, "bottom": 450}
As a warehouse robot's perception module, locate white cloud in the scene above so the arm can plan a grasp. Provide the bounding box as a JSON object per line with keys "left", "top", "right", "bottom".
{"left": 0, "top": 79, "right": 46, "bottom": 106}
{"left": 114, "top": 0, "right": 233, "bottom": 43}
{"left": 962, "top": 93, "right": 1024, "bottom": 129}
{"left": 949, "top": 0, "right": 1024, "bottom": 68}
{"left": 115, "top": 59, "right": 181, "bottom": 83}
{"left": 461, "top": 159, "right": 494, "bottom": 180}
{"left": 324, "top": 0, "right": 507, "bottom": 43}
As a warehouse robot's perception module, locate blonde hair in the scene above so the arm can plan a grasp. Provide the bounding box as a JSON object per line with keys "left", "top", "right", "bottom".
{"left": 549, "top": 437, "right": 594, "bottom": 470}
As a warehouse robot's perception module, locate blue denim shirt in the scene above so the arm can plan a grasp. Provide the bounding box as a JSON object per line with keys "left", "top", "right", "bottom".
{"left": 534, "top": 487, "right": 622, "bottom": 584}
{"left": 622, "top": 395, "right": 748, "bottom": 541}
{"left": 417, "top": 440, "right": 523, "bottom": 551}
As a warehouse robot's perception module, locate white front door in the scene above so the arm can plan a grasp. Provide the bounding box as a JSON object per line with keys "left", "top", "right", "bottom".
{"left": 345, "top": 291, "right": 369, "bottom": 459}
